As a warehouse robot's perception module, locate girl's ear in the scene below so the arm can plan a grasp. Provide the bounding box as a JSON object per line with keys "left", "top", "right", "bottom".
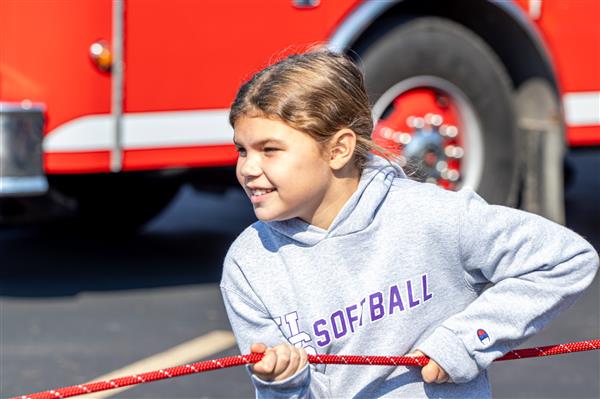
{"left": 329, "top": 128, "right": 357, "bottom": 170}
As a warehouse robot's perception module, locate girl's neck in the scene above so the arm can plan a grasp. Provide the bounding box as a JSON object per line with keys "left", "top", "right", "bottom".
{"left": 304, "top": 166, "right": 361, "bottom": 230}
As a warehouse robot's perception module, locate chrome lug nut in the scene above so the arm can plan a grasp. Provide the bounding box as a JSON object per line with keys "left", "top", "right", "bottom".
{"left": 413, "top": 117, "right": 425, "bottom": 129}
{"left": 399, "top": 132, "right": 412, "bottom": 145}
{"left": 436, "top": 161, "right": 448, "bottom": 172}
{"left": 445, "top": 125, "right": 458, "bottom": 138}
{"left": 447, "top": 169, "right": 460, "bottom": 182}
{"left": 431, "top": 114, "right": 443, "bottom": 126}
{"left": 380, "top": 126, "right": 393, "bottom": 139}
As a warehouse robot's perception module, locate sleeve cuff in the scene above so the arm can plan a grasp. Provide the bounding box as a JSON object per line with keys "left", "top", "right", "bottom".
{"left": 417, "top": 326, "right": 480, "bottom": 383}
{"left": 249, "top": 363, "right": 311, "bottom": 399}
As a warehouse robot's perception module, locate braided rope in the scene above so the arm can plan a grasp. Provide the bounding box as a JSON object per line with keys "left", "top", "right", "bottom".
{"left": 10, "top": 339, "right": 599, "bottom": 399}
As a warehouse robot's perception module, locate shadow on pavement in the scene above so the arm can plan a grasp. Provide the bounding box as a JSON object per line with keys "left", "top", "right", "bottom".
{"left": 0, "top": 187, "right": 257, "bottom": 297}
{"left": 565, "top": 149, "right": 600, "bottom": 249}
{"left": 0, "top": 230, "right": 236, "bottom": 297}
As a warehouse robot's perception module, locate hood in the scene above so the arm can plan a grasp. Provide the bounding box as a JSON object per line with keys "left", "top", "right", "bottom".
{"left": 267, "top": 154, "right": 406, "bottom": 246}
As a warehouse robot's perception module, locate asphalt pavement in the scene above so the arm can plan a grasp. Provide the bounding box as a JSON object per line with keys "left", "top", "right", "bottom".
{"left": 1, "top": 150, "right": 599, "bottom": 399}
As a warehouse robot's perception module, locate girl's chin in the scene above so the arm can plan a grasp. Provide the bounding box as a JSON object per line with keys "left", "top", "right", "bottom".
{"left": 253, "top": 209, "right": 290, "bottom": 223}
{"left": 253, "top": 210, "right": 275, "bottom": 222}
{"left": 255, "top": 215, "right": 279, "bottom": 223}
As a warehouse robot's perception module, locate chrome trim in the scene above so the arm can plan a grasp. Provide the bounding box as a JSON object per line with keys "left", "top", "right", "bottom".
{"left": 327, "top": 0, "right": 400, "bottom": 53}
{"left": 292, "top": 0, "right": 320, "bottom": 8}
{"left": 0, "top": 102, "right": 46, "bottom": 113}
{"left": 111, "top": 0, "right": 124, "bottom": 172}
{"left": 0, "top": 102, "right": 49, "bottom": 196}
{"left": 528, "top": 0, "right": 542, "bottom": 20}
{"left": 372, "top": 76, "right": 484, "bottom": 191}
{"left": 0, "top": 177, "right": 48, "bottom": 196}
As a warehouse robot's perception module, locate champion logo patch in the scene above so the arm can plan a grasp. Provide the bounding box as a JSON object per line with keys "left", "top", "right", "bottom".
{"left": 477, "top": 328, "right": 491, "bottom": 345}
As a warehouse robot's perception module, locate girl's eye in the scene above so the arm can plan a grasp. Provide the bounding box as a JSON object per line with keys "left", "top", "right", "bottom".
{"left": 264, "top": 147, "right": 279, "bottom": 153}
{"left": 235, "top": 147, "right": 246, "bottom": 156}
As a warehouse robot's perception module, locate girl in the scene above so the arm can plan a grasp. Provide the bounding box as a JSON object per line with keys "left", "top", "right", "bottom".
{"left": 220, "top": 50, "right": 598, "bottom": 398}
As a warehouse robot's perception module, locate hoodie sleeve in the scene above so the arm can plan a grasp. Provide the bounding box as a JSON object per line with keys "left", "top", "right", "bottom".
{"left": 417, "top": 188, "right": 599, "bottom": 383}
{"left": 220, "top": 254, "right": 332, "bottom": 399}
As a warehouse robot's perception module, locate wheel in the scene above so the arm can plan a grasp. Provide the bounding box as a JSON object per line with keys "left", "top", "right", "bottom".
{"left": 356, "top": 17, "right": 519, "bottom": 206}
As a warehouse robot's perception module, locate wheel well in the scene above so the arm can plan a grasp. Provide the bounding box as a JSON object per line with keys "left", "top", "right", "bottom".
{"left": 345, "top": 0, "right": 566, "bottom": 221}
{"left": 348, "top": 0, "right": 559, "bottom": 96}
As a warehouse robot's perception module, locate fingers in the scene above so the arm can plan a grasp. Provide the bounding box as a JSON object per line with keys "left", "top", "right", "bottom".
{"left": 421, "top": 361, "right": 437, "bottom": 384}
{"left": 250, "top": 343, "right": 308, "bottom": 382}
{"left": 269, "top": 345, "right": 292, "bottom": 378}
{"left": 421, "top": 359, "right": 450, "bottom": 384}
{"left": 408, "top": 350, "right": 450, "bottom": 384}
{"left": 254, "top": 344, "right": 452, "bottom": 383}
{"left": 274, "top": 345, "right": 300, "bottom": 381}
{"left": 251, "top": 347, "right": 276, "bottom": 377}
{"left": 436, "top": 369, "right": 450, "bottom": 384}
{"left": 299, "top": 346, "right": 308, "bottom": 369}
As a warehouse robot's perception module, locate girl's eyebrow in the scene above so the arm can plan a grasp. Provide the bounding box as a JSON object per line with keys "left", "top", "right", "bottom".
{"left": 233, "top": 138, "right": 285, "bottom": 146}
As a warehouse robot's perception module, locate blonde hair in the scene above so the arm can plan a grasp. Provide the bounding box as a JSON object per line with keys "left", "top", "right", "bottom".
{"left": 229, "top": 49, "right": 389, "bottom": 171}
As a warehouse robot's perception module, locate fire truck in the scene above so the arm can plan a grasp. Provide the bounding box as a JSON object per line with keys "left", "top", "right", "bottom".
{"left": 1, "top": 0, "right": 598, "bottom": 230}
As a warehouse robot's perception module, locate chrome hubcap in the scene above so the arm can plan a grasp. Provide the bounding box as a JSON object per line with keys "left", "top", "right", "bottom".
{"left": 372, "top": 76, "right": 483, "bottom": 191}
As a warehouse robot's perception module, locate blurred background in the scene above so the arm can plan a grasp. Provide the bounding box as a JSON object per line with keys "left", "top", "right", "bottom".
{"left": 1, "top": 0, "right": 598, "bottom": 398}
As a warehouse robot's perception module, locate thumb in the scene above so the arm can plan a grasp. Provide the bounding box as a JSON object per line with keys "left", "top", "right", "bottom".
{"left": 406, "top": 350, "right": 430, "bottom": 367}
{"left": 250, "top": 343, "right": 268, "bottom": 354}
{"left": 407, "top": 350, "right": 426, "bottom": 357}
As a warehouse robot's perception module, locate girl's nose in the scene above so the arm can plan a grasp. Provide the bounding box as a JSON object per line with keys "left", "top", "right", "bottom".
{"left": 239, "top": 155, "right": 262, "bottom": 177}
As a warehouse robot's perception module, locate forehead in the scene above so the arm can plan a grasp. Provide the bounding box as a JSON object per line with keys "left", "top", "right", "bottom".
{"left": 233, "top": 117, "right": 302, "bottom": 145}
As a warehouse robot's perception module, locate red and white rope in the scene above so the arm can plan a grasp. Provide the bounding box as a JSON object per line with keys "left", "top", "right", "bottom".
{"left": 9, "top": 339, "right": 599, "bottom": 399}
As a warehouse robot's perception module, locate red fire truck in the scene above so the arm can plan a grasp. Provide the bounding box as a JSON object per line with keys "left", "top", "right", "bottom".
{"left": 1, "top": 0, "right": 598, "bottom": 230}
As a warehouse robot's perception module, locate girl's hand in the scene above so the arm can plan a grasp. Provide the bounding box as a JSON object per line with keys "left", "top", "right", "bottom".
{"left": 408, "top": 350, "right": 451, "bottom": 384}
{"left": 250, "top": 343, "right": 308, "bottom": 382}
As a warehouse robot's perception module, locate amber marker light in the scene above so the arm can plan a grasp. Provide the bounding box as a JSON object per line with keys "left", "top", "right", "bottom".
{"left": 89, "top": 40, "right": 113, "bottom": 72}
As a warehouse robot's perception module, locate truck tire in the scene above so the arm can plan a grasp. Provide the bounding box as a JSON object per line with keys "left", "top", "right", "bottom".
{"left": 356, "top": 17, "right": 519, "bottom": 206}
{"left": 515, "top": 78, "right": 565, "bottom": 224}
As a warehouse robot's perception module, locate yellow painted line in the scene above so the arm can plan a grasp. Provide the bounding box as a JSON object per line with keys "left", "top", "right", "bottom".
{"left": 81, "top": 330, "right": 237, "bottom": 398}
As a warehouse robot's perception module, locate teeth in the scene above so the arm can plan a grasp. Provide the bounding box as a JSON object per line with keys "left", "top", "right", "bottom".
{"left": 251, "top": 189, "right": 274, "bottom": 196}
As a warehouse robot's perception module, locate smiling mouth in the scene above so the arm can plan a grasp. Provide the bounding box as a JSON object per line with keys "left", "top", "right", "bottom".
{"left": 248, "top": 188, "right": 276, "bottom": 204}
{"left": 250, "top": 188, "right": 276, "bottom": 196}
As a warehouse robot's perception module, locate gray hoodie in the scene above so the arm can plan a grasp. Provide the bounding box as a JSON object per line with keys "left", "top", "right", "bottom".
{"left": 220, "top": 155, "right": 599, "bottom": 398}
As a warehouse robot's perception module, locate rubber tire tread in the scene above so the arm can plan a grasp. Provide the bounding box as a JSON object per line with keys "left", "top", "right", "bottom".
{"left": 356, "top": 16, "right": 519, "bottom": 205}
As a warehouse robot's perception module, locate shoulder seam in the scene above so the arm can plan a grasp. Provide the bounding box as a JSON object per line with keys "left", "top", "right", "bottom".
{"left": 459, "top": 191, "right": 480, "bottom": 295}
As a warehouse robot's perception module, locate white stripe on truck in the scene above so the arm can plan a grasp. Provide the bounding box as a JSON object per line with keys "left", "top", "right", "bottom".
{"left": 44, "top": 93, "right": 599, "bottom": 152}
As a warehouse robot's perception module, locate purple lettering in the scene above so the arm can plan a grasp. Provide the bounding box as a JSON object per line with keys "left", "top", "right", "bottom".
{"left": 331, "top": 310, "right": 348, "bottom": 339}
{"left": 422, "top": 274, "right": 433, "bottom": 301}
{"left": 345, "top": 304, "right": 359, "bottom": 333}
{"left": 369, "top": 292, "right": 385, "bottom": 322}
{"left": 313, "top": 319, "right": 331, "bottom": 347}
{"left": 389, "top": 285, "right": 405, "bottom": 314}
{"left": 406, "top": 280, "right": 420, "bottom": 308}
{"left": 359, "top": 298, "right": 366, "bottom": 326}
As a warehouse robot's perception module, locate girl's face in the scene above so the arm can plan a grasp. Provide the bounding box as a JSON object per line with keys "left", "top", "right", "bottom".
{"left": 234, "top": 116, "right": 335, "bottom": 225}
